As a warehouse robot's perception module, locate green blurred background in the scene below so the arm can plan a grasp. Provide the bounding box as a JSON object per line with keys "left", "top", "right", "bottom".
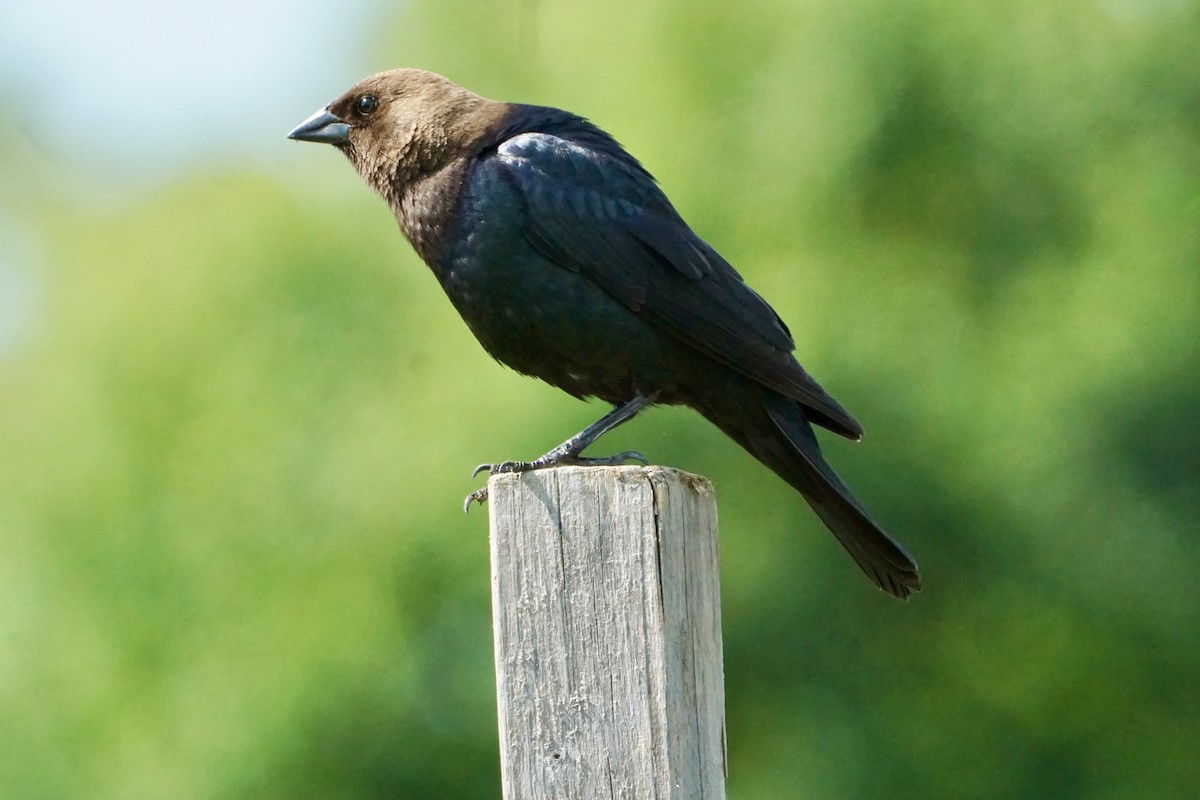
{"left": 2, "top": 0, "right": 1198, "bottom": 797}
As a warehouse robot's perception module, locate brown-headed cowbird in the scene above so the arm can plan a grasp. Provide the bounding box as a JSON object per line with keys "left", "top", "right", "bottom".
{"left": 288, "top": 69, "right": 920, "bottom": 598}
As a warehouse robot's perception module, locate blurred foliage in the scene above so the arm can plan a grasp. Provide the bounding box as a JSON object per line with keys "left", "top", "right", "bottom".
{"left": 2, "top": 0, "right": 1199, "bottom": 797}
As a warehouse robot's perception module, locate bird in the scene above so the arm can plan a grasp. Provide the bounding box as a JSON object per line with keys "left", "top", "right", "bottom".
{"left": 288, "top": 68, "right": 920, "bottom": 598}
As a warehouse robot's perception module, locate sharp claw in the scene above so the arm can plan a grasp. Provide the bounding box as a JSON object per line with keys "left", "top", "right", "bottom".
{"left": 463, "top": 487, "right": 489, "bottom": 512}
{"left": 471, "top": 463, "right": 494, "bottom": 479}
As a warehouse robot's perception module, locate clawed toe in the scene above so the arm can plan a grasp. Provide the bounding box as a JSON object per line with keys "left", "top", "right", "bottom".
{"left": 567, "top": 451, "right": 648, "bottom": 467}
{"left": 472, "top": 460, "right": 528, "bottom": 479}
{"left": 607, "top": 450, "right": 648, "bottom": 466}
{"left": 463, "top": 487, "right": 489, "bottom": 512}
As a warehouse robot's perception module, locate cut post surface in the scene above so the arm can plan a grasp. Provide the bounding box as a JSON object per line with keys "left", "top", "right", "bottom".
{"left": 489, "top": 465, "right": 726, "bottom": 800}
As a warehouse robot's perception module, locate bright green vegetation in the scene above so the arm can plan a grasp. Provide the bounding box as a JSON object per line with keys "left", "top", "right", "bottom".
{"left": 2, "top": 2, "right": 1197, "bottom": 797}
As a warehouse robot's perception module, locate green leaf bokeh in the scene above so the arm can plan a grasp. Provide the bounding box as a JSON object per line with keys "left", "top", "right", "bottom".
{"left": 2, "top": 1, "right": 1198, "bottom": 797}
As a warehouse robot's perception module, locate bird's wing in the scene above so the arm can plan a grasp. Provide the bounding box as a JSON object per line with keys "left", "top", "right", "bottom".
{"left": 491, "top": 132, "right": 863, "bottom": 439}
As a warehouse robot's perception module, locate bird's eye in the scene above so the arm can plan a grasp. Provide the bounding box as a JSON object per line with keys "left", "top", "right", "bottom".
{"left": 356, "top": 95, "right": 378, "bottom": 117}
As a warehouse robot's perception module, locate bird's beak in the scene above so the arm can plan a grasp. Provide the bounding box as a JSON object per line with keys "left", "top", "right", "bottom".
{"left": 287, "top": 106, "right": 351, "bottom": 145}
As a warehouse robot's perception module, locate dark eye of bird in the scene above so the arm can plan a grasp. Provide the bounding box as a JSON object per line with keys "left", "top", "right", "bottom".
{"left": 356, "top": 95, "right": 378, "bottom": 117}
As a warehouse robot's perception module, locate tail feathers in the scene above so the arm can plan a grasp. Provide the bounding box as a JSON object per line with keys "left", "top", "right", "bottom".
{"left": 761, "top": 400, "right": 920, "bottom": 599}
{"left": 796, "top": 474, "right": 922, "bottom": 599}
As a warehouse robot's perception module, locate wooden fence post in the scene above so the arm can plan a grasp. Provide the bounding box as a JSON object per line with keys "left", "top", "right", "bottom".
{"left": 488, "top": 465, "right": 726, "bottom": 799}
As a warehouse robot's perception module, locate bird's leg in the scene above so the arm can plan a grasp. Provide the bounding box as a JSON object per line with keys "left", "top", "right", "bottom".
{"left": 479, "top": 392, "right": 656, "bottom": 474}
{"left": 464, "top": 392, "right": 657, "bottom": 511}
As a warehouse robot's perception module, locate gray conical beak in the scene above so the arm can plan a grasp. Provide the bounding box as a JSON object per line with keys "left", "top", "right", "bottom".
{"left": 288, "top": 106, "right": 351, "bottom": 145}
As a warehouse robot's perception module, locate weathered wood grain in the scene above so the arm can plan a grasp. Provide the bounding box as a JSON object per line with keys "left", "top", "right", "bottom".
{"left": 489, "top": 466, "right": 726, "bottom": 800}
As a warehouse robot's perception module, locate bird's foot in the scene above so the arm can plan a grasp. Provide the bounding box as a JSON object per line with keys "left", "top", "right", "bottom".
{"left": 471, "top": 451, "right": 648, "bottom": 477}
{"left": 463, "top": 451, "right": 649, "bottom": 512}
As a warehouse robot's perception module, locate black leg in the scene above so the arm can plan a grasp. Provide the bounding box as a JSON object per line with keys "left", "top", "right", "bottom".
{"left": 464, "top": 392, "right": 657, "bottom": 511}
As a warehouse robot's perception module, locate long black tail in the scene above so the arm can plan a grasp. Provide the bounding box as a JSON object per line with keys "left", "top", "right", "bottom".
{"left": 698, "top": 390, "right": 921, "bottom": 599}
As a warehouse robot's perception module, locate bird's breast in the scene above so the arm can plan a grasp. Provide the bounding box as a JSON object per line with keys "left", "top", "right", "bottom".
{"left": 393, "top": 162, "right": 472, "bottom": 266}
{"left": 432, "top": 210, "right": 677, "bottom": 401}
